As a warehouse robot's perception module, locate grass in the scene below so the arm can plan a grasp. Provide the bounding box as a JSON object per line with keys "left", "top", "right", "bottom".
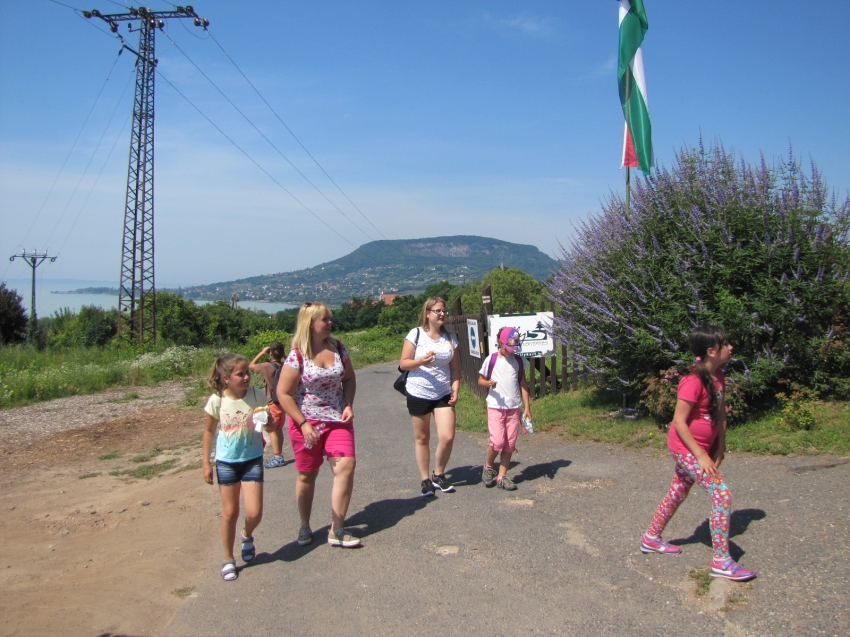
{"left": 78, "top": 472, "right": 101, "bottom": 479}
{"left": 0, "top": 344, "right": 221, "bottom": 409}
{"left": 130, "top": 445, "right": 162, "bottom": 463}
{"left": 173, "top": 459, "right": 202, "bottom": 473}
{"left": 456, "top": 387, "right": 849, "bottom": 456}
{"left": 335, "top": 328, "right": 400, "bottom": 369}
{"left": 0, "top": 328, "right": 400, "bottom": 411}
{"left": 108, "top": 391, "right": 139, "bottom": 403}
{"left": 726, "top": 401, "right": 850, "bottom": 455}
{"left": 111, "top": 458, "right": 178, "bottom": 479}
{"left": 98, "top": 452, "right": 120, "bottom": 460}
{"left": 171, "top": 586, "right": 195, "bottom": 599}
{"left": 689, "top": 566, "right": 712, "bottom": 596}
{"left": 456, "top": 386, "right": 668, "bottom": 448}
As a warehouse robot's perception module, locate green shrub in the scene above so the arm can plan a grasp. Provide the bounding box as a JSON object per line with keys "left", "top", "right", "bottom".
{"left": 776, "top": 388, "right": 818, "bottom": 431}
{"left": 245, "top": 330, "right": 292, "bottom": 355}
{"left": 548, "top": 138, "right": 850, "bottom": 416}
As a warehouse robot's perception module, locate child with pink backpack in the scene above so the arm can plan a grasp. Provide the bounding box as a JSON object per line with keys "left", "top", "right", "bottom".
{"left": 478, "top": 326, "right": 532, "bottom": 491}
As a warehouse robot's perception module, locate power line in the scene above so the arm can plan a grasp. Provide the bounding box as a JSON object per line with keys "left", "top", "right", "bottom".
{"left": 162, "top": 31, "right": 376, "bottom": 242}
{"left": 56, "top": 108, "right": 134, "bottom": 256}
{"left": 44, "top": 66, "right": 135, "bottom": 248}
{"left": 15, "top": 52, "right": 123, "bottom": 251}
{"left": 157, "top": 70, "right": 357, "bottom": 248}
{"left": 208, "top": 31, "right": 392, "bottom": 242}
{"left": 8, "top": 250, "right": 57, "bottom": 342}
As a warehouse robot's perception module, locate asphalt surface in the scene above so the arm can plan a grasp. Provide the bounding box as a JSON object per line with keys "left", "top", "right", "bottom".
{"left": 163, "top": 362, "right": 850, "bottom": 637}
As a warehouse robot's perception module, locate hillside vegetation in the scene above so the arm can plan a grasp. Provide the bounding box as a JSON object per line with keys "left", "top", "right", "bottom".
{"left": 174, "top": 235, "right": 555, "bottom": 305}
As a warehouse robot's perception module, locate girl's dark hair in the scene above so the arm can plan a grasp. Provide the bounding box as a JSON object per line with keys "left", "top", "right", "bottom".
{"left": 207, "top": 353, "right": 249, "bottom": 393}
{"left": 687, "top": 324, "right": 729, "bottom": 418}
{"left": 269, "top": 342, "right": 285, "bottom": 361}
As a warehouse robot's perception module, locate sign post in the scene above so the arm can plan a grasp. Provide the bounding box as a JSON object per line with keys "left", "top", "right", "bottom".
{"left": 487, "top": 312, "right": 554, "bottom": 358}
{"left": 466, "top": 319, "right": 481, "bottom": 359}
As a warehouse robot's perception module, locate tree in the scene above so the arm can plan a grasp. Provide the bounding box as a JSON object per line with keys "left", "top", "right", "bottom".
{"left": 456, "top": 268, "right": 544, "bottom": 315}
{"left": 0, "top": 283, "right": 28, "bottom": 344}
{"left": 157, "top": 292, "right": 206, "bottom": 346}
{"left": 547, "top": 139, "right": 850, "bottom": 416}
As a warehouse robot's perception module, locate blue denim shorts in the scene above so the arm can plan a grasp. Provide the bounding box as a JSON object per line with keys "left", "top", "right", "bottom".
{"left": 215, "top": 456, "right": 264, "bottom": 485}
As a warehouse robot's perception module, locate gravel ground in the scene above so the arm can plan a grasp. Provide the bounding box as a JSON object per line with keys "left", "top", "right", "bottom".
{"left": 0, "top": 380, "right": 193, "bottom": 446}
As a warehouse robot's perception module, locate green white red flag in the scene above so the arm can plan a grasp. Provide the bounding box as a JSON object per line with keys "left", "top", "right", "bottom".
{"left": 618, "top": 0, "right": 653, "bottom": 173}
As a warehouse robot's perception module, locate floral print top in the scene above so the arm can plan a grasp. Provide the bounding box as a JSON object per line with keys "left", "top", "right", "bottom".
{"left": 284, "top": 343, "right": 350, "bottom": 422}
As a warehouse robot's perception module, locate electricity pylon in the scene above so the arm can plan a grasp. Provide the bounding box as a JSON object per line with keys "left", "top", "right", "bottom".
{"left": 9, "top": 250, "right": 57, "bottom": 343}
{"left": 85, "top": 6, "right": 209, "bottom": 346}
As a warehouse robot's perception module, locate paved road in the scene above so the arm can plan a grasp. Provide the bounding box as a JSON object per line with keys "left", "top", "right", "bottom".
{"left": 164, "top": 362, "right": 849, "bottom": 637}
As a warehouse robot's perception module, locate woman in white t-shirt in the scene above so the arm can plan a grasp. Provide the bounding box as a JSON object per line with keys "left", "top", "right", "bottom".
{"left": 399, "top": 297, "right": 460, "bottom": 496}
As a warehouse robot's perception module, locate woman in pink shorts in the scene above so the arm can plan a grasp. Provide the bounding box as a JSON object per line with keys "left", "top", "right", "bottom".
{"left": 276, "top": 302, "right": 360, "bottom": 548}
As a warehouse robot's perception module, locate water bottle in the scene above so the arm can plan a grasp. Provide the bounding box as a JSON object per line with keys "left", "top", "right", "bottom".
{"left": 303, "top": 423, "right": 327, "bottom": 449}
{"left": 522, "top": 417, "right": 535, "bottom": 435}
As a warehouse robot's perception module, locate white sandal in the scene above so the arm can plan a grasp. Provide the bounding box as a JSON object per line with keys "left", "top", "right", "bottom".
{"left": 221, "top": 560, "right": 237, "bottom": 581}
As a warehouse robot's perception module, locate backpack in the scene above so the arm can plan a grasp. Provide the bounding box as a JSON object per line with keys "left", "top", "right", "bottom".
{"left": 268, "top": 361, "right": 282, "bottom": 405}
{"left": 484, "top": 352, "right": 524, "bottom": 381}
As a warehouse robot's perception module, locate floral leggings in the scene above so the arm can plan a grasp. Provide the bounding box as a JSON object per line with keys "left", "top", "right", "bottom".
{"left": 647, "top": 452, "right": 732, "bottom": 561}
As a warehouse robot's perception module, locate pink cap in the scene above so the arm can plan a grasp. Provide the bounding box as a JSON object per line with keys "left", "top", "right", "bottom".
{"left": 499, "top": 327, "right": 521, "bottom": 354}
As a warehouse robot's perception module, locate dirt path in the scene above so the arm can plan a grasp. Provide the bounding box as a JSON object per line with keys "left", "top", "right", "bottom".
{"left": 0, "top": 386, "right": 218, "bottom": 637}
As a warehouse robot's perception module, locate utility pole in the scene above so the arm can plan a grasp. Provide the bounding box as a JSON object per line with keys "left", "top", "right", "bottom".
{"left": 85, "top": 6, "right": 209, "bottom": 347}
{"left": 9, "top": 250, "right": 57, "bottom": 343}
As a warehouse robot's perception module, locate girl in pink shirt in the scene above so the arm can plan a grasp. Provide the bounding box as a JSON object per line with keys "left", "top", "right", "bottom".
{"left": 640, "top": 325, "right": 756, "bottom": 582}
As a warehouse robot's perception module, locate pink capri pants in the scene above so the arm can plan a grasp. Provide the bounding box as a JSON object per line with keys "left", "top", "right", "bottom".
{"left": 487, "top": 407, "right": 521, "bottom": 453}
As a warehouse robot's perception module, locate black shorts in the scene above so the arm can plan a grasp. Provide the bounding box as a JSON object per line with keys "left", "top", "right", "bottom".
{"left": 407, "top": 393, "right": 452, "bottom": 417}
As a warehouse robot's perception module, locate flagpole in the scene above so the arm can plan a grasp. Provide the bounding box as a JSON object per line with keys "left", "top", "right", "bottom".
{"left": 625, "top": 167, "right": 630, "bottom": 219}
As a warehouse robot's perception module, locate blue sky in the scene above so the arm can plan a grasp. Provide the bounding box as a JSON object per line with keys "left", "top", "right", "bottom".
{"left": 1, "top": 1, "right": 848, "bottom": 288}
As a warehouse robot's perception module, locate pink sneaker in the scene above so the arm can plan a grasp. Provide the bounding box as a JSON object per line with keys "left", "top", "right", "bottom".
{"left": 640, "top": 534, "right": 682, "bottom": 555}
{"left": 710, "top": 558, "right": 757, "bottom": 581}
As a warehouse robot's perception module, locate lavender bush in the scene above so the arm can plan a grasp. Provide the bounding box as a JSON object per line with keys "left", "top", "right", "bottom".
{"left": 547, "top": 139, "right": 850, "bottom": 420}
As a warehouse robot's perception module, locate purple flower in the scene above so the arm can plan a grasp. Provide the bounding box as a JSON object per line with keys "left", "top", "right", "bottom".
{"left": 795, "top": 266, "right": 803, "bottom": 281}
{"left": 794, "top": 246, "right": 800, "bottom": 263}
{"left": 827, "top": 329, "right": 835, "bottom": 340}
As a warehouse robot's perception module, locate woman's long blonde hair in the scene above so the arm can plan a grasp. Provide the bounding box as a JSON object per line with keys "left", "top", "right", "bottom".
{"left": 290, "top": 301, "right": 338, "bottom": 359}
{"left": 417, "top": 296, "right": 449, "bottom": 335}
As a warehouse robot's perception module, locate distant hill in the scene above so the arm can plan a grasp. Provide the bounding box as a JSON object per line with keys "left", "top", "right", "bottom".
{"left": 177, "top": 236, "right": 556, "bottom": 306}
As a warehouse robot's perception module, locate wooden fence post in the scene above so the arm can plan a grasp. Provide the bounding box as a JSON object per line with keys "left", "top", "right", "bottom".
{"left": 481, "top": 282, "right": 493, "bottom": 357}
{"left": 452, "top": 295, "right": 462, "bottom": 317}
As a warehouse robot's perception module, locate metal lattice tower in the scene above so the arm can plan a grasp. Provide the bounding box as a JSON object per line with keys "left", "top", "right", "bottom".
{"left": 86, "top": 6, "right": 208, "bottom": 346}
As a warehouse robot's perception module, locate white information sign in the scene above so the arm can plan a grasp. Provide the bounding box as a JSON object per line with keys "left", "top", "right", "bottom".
{"left": 466, "top": 319, "right": 481, "bottom": 359}
{"left": 487, "top": 313, "right": 554, "bottom": 358}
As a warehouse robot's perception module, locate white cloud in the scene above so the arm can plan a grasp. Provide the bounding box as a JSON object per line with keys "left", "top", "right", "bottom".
{"left": 574, "top": 54, "right": 617, "bottom": 82}
{"left": 480, "top": 13, "right": 559, "bottom": 39}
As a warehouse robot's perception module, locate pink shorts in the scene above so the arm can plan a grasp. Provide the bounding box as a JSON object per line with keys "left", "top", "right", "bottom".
{"left": 269, "top": 403, "right": 285, "bottom": 431}
{"left": 487, "top": 408, "right": 521, "bottom": 453}
{"left": 288, "top": 416, "right": 355, "bottom": 473}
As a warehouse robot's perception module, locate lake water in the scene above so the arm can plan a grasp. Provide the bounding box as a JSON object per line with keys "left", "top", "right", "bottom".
{"left": 1, "top": 278, "right": 297, "bottom": 318}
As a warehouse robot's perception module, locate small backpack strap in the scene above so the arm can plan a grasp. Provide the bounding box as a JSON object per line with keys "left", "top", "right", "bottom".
{"left": 336, "top": 341, "right": 350, "bottom": 367}
{"left": 485, "top": 353, "right": 499, "bottom": 380}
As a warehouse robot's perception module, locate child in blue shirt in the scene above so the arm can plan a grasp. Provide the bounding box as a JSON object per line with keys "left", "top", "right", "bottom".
{"left": 202, "top": 353, "right": 272, "bottom": 581}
